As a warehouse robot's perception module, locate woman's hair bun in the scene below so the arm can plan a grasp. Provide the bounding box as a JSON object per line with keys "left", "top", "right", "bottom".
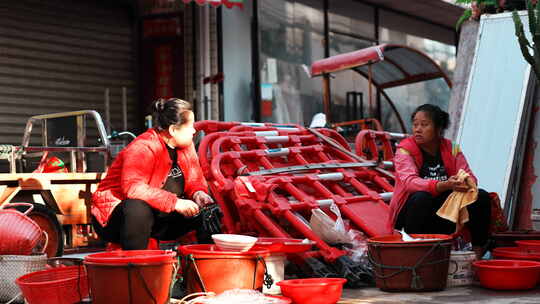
{"left": 151, "top": 98, "right": 193, "bottom": 131}
{"left": 154, "top": 98, "right": 166, "bottom": 113}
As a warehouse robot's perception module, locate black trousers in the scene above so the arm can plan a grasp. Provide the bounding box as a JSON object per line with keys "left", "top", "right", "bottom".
{"left": 92, "top": 199, "right": 205, "bottom": 250}
{"left": 395, "top": 189, "right": 491, "bottom": 246}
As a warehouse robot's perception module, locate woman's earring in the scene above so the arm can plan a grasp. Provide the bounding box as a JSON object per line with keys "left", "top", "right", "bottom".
{"left": 166, "top": 136, "right": 174, "bottom": 148}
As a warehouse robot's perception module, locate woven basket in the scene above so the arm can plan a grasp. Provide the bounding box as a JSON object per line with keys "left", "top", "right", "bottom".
{"left": 0, "top": 254, "right": 47, "bottom": 303}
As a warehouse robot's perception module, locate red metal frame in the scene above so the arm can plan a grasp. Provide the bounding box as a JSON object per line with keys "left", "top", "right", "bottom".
{"left": 198, "top": 130, "right": 305, "bottom": 178}
{"left": 195, "top": 120, "right": 402, "bottom": 281}
{"left": 210, "top": 144, "right": 358, "bottom": 190}
{"left": 355, "top": 130, "right": 396, "bottom": 162}
{"left": 332, "top": 118, "right": 384, "bottom": 131}
{"left": 197, "top": 127, "right": 351, "bottom": 179}
{"left": 232, "top": 170, "right": 393, "bottom": 262}
{"left": 194, "top": 120, "right": 301, "bottom": 134}
{"left": 208, "top": 141, "right": 393, "bottom": 235}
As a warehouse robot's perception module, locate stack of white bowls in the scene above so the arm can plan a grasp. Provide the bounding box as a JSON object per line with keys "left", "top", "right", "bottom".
{"left": 211, "top": 234, "right": 258, "bottom": 252}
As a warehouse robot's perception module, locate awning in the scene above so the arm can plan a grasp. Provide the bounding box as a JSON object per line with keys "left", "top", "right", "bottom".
{"left": 357, "top": 0, "right": 463, "bottom": 31}
{"left": 311, "top": 44, "right": 452, "bottom": 132}
{"left": 182, "top": 0, "right": 244, "bottom": 9}
{"left": 311, "top": 44, "right": 452, "bottom": 89}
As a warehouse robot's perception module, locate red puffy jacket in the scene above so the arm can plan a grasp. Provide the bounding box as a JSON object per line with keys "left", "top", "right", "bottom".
{"left": 91, "top": 128, "right": 209, "bottom": 227}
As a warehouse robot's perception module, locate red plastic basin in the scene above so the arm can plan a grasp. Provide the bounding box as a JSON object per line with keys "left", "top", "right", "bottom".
{"left": 276, "top": 278, "right": 346, "bottom": 304}
{"left": 492, "top": 247, "right": 540, "bottom": 261}
{"left": 473, "top": 259, "right": 540, "bottom": 290}
{"left": 16, "top": 265, "right": 89, "bottom": 304}
{"left": 516, "top": 240, "right": 540, "bottom": 252}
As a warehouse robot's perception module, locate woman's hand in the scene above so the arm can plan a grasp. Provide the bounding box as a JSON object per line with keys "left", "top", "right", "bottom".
{"left": 453, "top": 179, "right": 470, "bottom": 192}
{"left": 465, "top": 176, "right": 476, "bottom": 189}
{"left": 193, "top": 191, "right": 214, "bottom": 207}
{"left": 437, "top": 175, "right": 470, "bottom": 193}
{"left": 436, "top": 179, "right": 454, "bottom": 192}
{"left": 175, "top": 199, "right": 200, "bottom": 217}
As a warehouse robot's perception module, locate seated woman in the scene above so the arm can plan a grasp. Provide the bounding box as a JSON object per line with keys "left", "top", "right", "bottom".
{"left": 388, "top": 104, "right": 491, "bottom": 256}
{"left": 91, "top": 98, "right": 215, "bottom": 250}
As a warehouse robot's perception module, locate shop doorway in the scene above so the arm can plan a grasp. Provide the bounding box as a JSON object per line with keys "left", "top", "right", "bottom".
{"left": 140, "top": 15, "right": 185, "bottom": 114}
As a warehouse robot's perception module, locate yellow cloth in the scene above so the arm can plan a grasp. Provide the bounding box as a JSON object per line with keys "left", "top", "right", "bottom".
{"left": 436, "top": 169, "right": 478, "bottom": 232}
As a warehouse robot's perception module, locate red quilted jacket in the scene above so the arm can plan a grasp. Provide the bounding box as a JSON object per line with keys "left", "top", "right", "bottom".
{"left": 91, "top": 128, "right": 209, "bottom": 227}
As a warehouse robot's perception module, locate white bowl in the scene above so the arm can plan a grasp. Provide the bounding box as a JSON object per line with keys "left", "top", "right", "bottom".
{"left": 212, "top": 234, "right": 258, "bottom": 252}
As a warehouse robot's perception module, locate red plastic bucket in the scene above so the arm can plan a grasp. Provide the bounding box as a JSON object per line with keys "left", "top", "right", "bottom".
{"left": 83, "top": 250, "right": 177, "bottom": 304}
{"left": 16, "top": 265, "right": 88, "bottom": 304}
{"left": 179, "top": 244, "right": 270, "bottom": 294}
{"left": 368, "top": 234, "right": 453, "bottom": 291}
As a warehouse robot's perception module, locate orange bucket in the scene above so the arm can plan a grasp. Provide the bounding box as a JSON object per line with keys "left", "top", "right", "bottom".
{"left": 368, "top": 234, "right": 453, "bottom": 291}
{"left": 179, "top": 244, "right": 270, "bottom": 294}
{"left": 84, "top": 250, "right": 177, "bottom": 304}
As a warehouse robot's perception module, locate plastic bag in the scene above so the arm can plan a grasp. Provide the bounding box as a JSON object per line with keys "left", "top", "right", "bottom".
{"left": 309, "top": 204, "right": 371, "bottom": 264}
{"left": 310, "top": 204, "right": 353, "bottom": 245}
{"left": 345, "top": 229, "right": 368, "bottom": 263}
{"left": 175, "top": 289, "right": 288, "bottom": 304}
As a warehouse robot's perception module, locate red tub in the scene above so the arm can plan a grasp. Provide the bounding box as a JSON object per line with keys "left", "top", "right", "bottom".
{"left": 473, "top": 259, "right": 540, "bottom": 290}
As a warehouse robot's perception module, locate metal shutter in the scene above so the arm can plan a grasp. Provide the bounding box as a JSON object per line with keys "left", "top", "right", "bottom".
{"left": 0, "top": 0, "right": 137, "bottom": 144}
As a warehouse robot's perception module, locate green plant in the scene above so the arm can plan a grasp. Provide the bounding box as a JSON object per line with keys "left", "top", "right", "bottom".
{"left": 513, "top": 0, "right": 540, "bottom": 82}
{"left": 455, "top": 0, "right": 500, "bottom": 31}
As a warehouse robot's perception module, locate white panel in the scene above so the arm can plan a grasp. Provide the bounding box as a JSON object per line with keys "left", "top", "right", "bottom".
{"left": 457, "top": 12, "right": 531, "bottom": 208}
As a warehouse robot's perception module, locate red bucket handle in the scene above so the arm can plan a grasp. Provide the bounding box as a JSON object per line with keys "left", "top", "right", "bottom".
{"left": 39, "top": 231, "right": 49, "bottom": 255}
{"left": 1, "top": 203, "right": 34, "bottom": 215}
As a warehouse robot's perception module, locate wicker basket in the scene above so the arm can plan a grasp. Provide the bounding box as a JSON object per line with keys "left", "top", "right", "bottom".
{"left": 0, "top": 254, "right": 47, "bottom": 303}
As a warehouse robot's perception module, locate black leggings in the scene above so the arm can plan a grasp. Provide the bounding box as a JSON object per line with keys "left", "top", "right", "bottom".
{"left": 92, "top": 199, "right": 205, "bottom": 250}
{"left": 395, "top": 189, "right": 491, "bottom": 246}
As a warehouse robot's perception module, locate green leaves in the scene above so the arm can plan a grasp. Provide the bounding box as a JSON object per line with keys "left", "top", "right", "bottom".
{"left": 483, "top": 0, "right": 498, "bottom": 7}
{"left": 454, "top": 0, "right": 500, "bottom": 31}
{"left": 454, "top": 0, "right": 498, "bottom": 6}
{"left": 528, "top": 0, "right": 536, "bottom": 34}
{"left": 456, "top": 9, "right": 473, "bottom": 31}
{"left": 512, "top": 1, "right": 540, "bottom": 82}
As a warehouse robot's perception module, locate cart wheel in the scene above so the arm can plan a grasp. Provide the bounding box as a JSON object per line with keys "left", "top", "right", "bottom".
{"left": 7, "top": 203, "right": 64, "bottom": 257}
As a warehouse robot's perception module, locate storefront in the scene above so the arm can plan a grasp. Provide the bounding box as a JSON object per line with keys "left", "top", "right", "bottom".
{"left": 221, "top": 0, "right": 464, "bottom": 132}
{"left": 0, "top": 0, "right": 462, "bottom": 144}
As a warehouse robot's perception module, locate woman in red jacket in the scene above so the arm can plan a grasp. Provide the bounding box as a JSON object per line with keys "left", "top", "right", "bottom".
{"left": 91, "top": 98, "right": 215, "bottom": 250}
{"left": 388, "top": 104, "right": 491, "bottom": 254}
